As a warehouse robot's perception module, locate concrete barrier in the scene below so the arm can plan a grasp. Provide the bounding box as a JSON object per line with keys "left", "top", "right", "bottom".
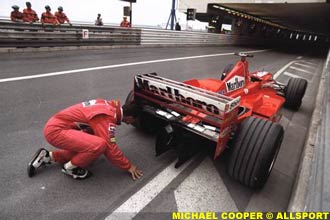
{"left": 288, "top": 48, "right": 330, "bottom": 211}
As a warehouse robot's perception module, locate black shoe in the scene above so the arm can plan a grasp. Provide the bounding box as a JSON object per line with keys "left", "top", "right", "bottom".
{"left": 61, "top": 166, "right": 92, "bottom": 180}
{"left": 27, "top": 148, "right": 51, "bottom": 177}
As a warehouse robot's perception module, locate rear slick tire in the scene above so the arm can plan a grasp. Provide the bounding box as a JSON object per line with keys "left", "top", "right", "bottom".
{"left": 125, "top": 90, "right": 164, "bottom": 133}
{"left": 227, "top": 117, "right": 284, "bottom": 189}
{"left": 284, "top": 77, "right": 308, "bottom": 110}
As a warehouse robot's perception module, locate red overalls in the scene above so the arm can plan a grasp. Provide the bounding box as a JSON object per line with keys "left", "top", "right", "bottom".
{"left": 120, "top": 20, "right": 131, "bottom": 28}
{"left": 41, "top": 11, "right": 59, "bottom": 25}
{"left": 11, "top": 11, "right": 23, "bottom": 22}
{"left": 43, "top": 99, "right": 131, "bottom": 170}
{"left": 55, "top": 12, "right": 70, "bottom": 24}
{"left": 23, "top": 8, "right": 39, "bottom": 22}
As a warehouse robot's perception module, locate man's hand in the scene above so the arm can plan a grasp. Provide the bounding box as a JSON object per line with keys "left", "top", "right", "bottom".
{"left": 128, "top": 164, "right": 143, "bottom": 180}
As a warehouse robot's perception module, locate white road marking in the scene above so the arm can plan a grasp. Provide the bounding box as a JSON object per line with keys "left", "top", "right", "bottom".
{"left": 283, "top": 71, "right": 299, "bottom": 78}
{"left": 283, "top": 71, "right": 309, "bottom": 81}
{"left": 273, "top": 60, "right": 296, "bottom": 79}
{"left": 289, "top": 66, "right": 314, "bottom": 75}
{"left": 299, "top": 60, "right": 317, "bottom": 66}
{"left": 105, "top": 159, "right": 193, "bottom": 220}
{"left": 297, "top": 56, "right": 303, "bottom": 59}
{"left": 294, "top": 62, "right": 316, "bottom": 69}
{"left": 175, "top": 158, "right": 238, "bottom": 212}
{"left": 0, "top": 49, "right": 269, "bottom": 83}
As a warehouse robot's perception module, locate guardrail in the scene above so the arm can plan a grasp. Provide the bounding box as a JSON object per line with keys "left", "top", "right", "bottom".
{"left": 0, "top": 20, "right": 328, "bottom": 49}
{"left": 0, "top": 20, "right": 272, "bottom": 49}
{"left": 0, "top": 20, "right": 141, "bottom": 47}
{"left": 140, "top": 28, "right": 266, "bottom": 46}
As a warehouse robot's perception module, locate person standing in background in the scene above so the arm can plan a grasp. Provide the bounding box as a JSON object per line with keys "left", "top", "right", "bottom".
{"left": 22, "top": 2, "right": 39, "bottom": 23}
{"left": 175, "top": 22, "right": 181, "bottom": 31}
{"left": 120, "top": 16, "right": 131, "bottom": 28}
{"left": 10, "top": 5, "right": 23, "bottom": 22}
{"left": 55, "top": 6, "right": 71, "bottom": 25}
{"left": 95, "top": 13, "right": 103, "bottom": 26}
{"left": 41, "top": 5, "right": 59, "bottom": 26}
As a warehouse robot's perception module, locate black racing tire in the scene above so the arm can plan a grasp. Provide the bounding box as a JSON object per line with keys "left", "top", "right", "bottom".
{"left": 125, "top": 90, "right": 140, "bottom": 128}
{"left": 125, "top": 90, "right": 134, "bottom": 105}
{"left": 221, "top": 63, "right": 234, "bottom": 80}
{"left": 284, "top": 78, "right": 308, "bottom": 110}
{"left": 227, "top": 117, "right": 284, "bottom": 189}
{"left": 125, "top": 90, "right": 164, "bottom": 133}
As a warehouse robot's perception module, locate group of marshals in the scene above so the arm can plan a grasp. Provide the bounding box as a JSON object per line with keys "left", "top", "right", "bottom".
{"left": 11, "top": 2, "right": 71, "bottom": 25}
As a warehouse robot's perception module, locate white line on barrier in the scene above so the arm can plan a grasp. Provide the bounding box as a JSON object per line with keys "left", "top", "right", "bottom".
{"left": 0, "top": 49, "right": 269, "bottom": 83}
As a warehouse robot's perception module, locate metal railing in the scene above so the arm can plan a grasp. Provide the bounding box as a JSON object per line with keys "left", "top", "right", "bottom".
{"left": 140, "top": 28, "right": 261, "bottom": 46}
{"left": 0, "top": 20, "right": 326, "bottom": 49}
{"left": 0, "top": 20, "right": 264, "bottom": 49}
{"left": 0, "top": 20, "right": 141, "bottom": 47}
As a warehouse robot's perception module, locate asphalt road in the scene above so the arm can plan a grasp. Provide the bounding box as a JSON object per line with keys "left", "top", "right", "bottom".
{"left": 0, "top": 46, "right": 326, "bottom": 220}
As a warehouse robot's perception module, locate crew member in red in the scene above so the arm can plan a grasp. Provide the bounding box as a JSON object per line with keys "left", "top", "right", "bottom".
{"left": 10, "top": 5, "right": 23, "bottom": 22}
{"left": 41, "top": 5, "right": 59, "bottom": 26}
{"left": 27, "top": 99, "right": 143, "bottom": 180}
{"left": 120, "top": 16, "right": 131, "bottom": 28}
{"left": 22, "top": 2, "right": 39, "bottom": 23}
{"left": 55, "top": 6, "right": 71, "bottom": 25}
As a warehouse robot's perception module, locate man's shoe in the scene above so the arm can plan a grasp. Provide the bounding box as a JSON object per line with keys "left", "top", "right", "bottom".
{"left": 61, "top": 166, "right": 92, "bottom": 180}
{"left": 27, "top": 148, "right": 51, "bottom": 177}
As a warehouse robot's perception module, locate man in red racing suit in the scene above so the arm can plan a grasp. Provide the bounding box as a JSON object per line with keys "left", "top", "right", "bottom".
{"left": 27, "top": 98, "right": 143, "bottom": 180}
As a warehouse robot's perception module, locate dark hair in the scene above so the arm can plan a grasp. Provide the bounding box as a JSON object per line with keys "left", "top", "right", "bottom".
{"left": 122, "top": 104, "right": 140, "bottom": 117}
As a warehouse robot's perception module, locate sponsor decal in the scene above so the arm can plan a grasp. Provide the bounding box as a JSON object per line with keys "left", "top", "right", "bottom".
{"left": 108, "top": 124, "right": 116, "bottom": 143}
{"left": 135, "top": 77, "right": 222, "bottom": 115}
{"left": 226, "top": 76, "right": 245, "bottom": 92}
{"left": 256, "top": 71, "right": 269, "bottom": 78}
{"left": 82, "top": 99, "right": 97, "bottom": 107}
{"left": 228, "top": 97, "right": 240, "bottom": 112}
{"left": 218, "top": 90, "right": 226, "bottom": 95}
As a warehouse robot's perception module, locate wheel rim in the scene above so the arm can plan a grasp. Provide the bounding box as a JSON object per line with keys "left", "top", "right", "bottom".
{"left": 266, "top": 134, "right": 283, "bottom": 177}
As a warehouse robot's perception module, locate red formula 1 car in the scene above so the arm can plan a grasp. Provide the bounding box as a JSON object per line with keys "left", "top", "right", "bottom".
{"left": 125, "top": 53, "right": 307, "bottom": 188}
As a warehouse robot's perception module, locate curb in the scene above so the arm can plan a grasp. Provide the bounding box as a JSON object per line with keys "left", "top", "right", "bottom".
{"left": 288, "top": 48, "right": 330, "bottom": 211}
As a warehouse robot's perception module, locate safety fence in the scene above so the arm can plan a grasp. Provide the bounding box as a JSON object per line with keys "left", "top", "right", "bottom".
{"left": 140, "top": 28, "right": 265, "bottom": 46}
{"left": 0, "top": 20, "right": 141, "bottom": 47}
{"left": 0, "top": 20, "right": 273, "bottom": 49}
{"left": 0, "top": 20, "right": 327, "bottom": 49}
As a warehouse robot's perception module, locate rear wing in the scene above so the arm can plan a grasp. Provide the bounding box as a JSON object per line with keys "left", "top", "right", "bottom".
{"left": 133, "top": 73, "right": 240, "bottom": 120}
{"left": 133, "top": 73, "right": 241, "bottom": 159}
